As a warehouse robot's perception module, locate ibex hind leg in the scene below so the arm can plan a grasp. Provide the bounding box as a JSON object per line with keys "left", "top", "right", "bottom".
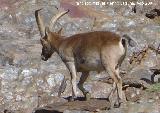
{"left": 78, "top": 71, "right": 91, "bottom": 101}
{"left": 101, "top": 53, "right": 123, "bottom": 108}
{"left": 114, "top": 68, "right": 123, "bottom": 107}
{"left": 105, "top": 65, "right": 122, "bottom": 108}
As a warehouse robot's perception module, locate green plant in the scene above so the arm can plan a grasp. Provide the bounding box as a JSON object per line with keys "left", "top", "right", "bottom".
{"left": 147, "top": 83, "right": 160, "bottom": 92}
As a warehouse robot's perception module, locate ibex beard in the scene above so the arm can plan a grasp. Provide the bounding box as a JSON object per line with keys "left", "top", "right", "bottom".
{"left": 35, "top": 9, "right": 127, "bottom": 108}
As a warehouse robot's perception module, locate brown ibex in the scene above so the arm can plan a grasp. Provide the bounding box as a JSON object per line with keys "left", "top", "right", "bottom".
{"left": 35, "top": 9, "right": 127, "bottom": 107}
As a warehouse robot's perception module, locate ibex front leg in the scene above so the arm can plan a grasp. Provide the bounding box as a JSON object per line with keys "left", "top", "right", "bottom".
{"left": 66, "top": 62, "right": 77, "bottom": 101}
{"left": 78, "top": 71, "right": 91, "bottom": 100}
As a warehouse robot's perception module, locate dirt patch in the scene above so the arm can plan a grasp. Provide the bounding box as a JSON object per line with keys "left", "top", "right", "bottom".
{"left": 34, "top": 99, "right": 110, "bottom": 113}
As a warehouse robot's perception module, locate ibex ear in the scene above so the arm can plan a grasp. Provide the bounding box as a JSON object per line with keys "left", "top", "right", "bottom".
{"left": 57, "top": 28, "right": 63, "bottom": 35}
{"left": 45, "top": 27, "right": 50, "bottom": 36}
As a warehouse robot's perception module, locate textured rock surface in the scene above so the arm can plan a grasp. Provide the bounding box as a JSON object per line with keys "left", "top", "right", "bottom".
{"left": 0, "top": 0, "right": 160, "bottom": 113}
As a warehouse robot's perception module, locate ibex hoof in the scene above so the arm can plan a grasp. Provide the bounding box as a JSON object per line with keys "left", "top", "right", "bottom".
{"left": 85, "top": 92, "right": 91, "bottom": 101}
{"left": 114, "top": 99, "right": 122, "bottom": 108}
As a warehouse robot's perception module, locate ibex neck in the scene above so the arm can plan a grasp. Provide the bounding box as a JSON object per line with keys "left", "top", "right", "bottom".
{"left": 50, "top": 33, "right": 63, "bottom": 51}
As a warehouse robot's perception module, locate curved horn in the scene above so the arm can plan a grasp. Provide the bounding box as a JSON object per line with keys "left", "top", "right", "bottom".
{"left": 35, "top": 8, "right": 45, "bottom": 37}
{"left": 49, "top": 10, "right": 69, "bottom": 31}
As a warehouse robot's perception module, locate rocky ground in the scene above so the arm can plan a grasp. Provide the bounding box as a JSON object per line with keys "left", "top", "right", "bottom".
{"left": 0, "top": 0, "right": 160, "bottom": 113}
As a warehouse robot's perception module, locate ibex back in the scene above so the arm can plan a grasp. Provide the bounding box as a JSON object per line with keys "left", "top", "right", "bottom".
{"left": 35, "top": 9, "right": 127, "bottom": 107}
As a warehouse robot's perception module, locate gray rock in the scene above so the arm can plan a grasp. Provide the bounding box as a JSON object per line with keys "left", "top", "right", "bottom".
{"left": 0, "top": 0, "right": 160, "bottom": 112}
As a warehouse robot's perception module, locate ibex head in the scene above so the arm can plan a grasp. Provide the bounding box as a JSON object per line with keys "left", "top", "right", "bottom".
{"left": 35, "top": 9, "right": 69, "bottom": 61}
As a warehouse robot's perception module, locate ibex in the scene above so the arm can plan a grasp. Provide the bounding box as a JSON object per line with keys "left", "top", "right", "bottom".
{"left": 35, "top": 9, "right": 127, "bottom": 107}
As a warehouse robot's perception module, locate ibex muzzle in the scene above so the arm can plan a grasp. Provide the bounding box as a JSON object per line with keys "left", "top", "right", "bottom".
{"left": 35, "top": 8, "right": 127, "bottom": 108}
